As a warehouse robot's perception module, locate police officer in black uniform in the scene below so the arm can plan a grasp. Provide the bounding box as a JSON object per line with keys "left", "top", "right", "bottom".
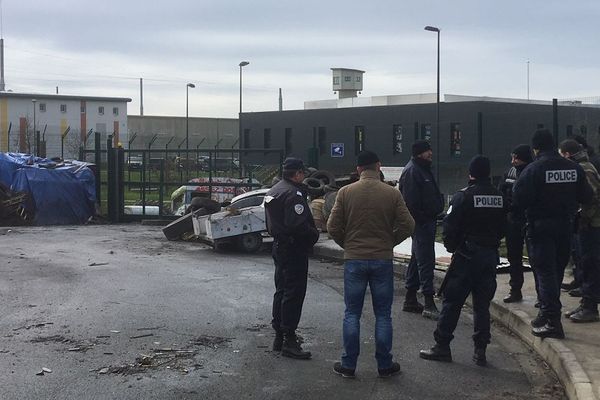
{"left": 513, "top": 129, "right": 593, "bottom": 339}
{"left": 498, "top": 144, "right": 533, "bottom": 303}
{"left": 420, "top": 155, "right": 505, "bottom": 366}
{"left": 264, "top": 157, "right": 319, "bottom": 359}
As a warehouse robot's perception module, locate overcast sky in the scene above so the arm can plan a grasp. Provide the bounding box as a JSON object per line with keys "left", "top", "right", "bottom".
{"left": 3, "top": 0, "right": 599, "bottom": 118}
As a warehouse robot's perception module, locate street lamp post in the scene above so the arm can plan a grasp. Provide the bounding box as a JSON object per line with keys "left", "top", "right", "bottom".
{"left": 186, "top": 83, "right": 195, "bottom": 173}
{"left": 424, "top": 25, "right": 440, "bottom": 184}
{"left": 238, "top": 61, "right": 249, "bottom": 176}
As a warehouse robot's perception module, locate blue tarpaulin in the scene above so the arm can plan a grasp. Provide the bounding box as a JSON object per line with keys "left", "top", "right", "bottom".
{"left": 0, "top": 152, "right": 96, "bottom": 225}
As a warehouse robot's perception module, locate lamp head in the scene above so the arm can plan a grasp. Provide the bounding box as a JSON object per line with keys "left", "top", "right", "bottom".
{"left": 239, "top": 61, "right": 250, "bottom": 67}
{"left": 187, "top": 83, "right": 195, "bottom": 88}
{"left": 424, "top": 26, "right": 440, "bottom": 32}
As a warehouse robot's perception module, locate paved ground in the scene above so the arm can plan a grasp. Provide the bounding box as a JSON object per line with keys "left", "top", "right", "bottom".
{"left": 315, "top": 233, "right": 600, "bottom": 400}
{"left": 0, "top": 224, "right": 565, "bottom": 399}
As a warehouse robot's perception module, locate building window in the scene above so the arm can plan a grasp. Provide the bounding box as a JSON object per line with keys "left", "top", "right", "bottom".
{"left": 392, "top": 125, "right": 403, "bottom": 154}
{"left": 537, "top": 123, "right": 544, "bottom": 129}
{"left": 285, "top": 128, "right": 293, "bottom": 156}
{"left": 39, "top": 103, "right": 46, "bottom": 112}
{"left": 567, "top": 125, "right": 573, "bottom": 136}
{"left": 318, "top": 127, "right": 327, "bottom": 156}
{"left": 450, "top": 122, "right": 462, "bottom": 157}
{"left": 580, "top": 125, "right": 588, "bottom": 139}
{"left": 356, "top": 76, "right": 361, "bottom": 82}
{"left": 263, "top": 128, "right": 271, "bottom": 149}
{"left": 354, "top": 126, "right": 365, "bottom": 155}
{"left": 98, "top": 106, "right": 104, "bottom": 115}
{"left": 113, "top": 107, "right": 119, "bottom": 116}
{"left": 60, "top": 104, "right": 67, "bottom": 113}
{"left": 333, "top": 77, "right": 340, "bottom": 85}
{"left": 344, "top": 76, "right": 351, "bottom": 82}
{"left": 243, "top": 129, "right": 251, "bottom": 149}
{"left": 421, "top": 123, "right": 432, "bottom": 142}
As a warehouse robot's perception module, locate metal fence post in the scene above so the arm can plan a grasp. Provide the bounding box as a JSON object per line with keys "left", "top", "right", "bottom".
{"left": 94, "top": 132, "right": 102, "bottom": 213}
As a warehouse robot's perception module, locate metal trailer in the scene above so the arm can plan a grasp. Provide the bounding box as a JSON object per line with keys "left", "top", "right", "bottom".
{"left": 192, "top": 205, "right": 268, "bottom": 252}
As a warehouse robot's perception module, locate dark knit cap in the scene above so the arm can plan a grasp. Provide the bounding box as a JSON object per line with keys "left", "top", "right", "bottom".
{"left": 511, "top": 144, "right": 533, "bottom": 163}
{"left": 469, "top": 155, "right": 491, "bottom": 179}
{"left": 531, "top": 129, "right": 555, "bottom": 151}
{"left": 412, "top": 140, "right": 432, "bottom": 157}
{"left": 282, "top": 157, "right": 307, "bottom": 171}
{"left": 356, "top": 150, "right": 380, "bottom": 167}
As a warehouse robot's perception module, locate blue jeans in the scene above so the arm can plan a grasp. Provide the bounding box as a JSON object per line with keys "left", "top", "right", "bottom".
{"left": 405, "top": 220, "right": 437, "bottom": 295}
{"left": 341, "top": 259, "right": 394, "bottom": 370}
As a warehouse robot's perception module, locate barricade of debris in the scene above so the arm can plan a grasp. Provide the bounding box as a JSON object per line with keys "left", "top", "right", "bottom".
{"left": 0, "top": 181, "right": 31, "bottom": 225}
{"left": 162, "top": 167, "right": 401, "bottom": 250}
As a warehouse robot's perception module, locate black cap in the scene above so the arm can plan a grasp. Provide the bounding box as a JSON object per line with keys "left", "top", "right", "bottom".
{"left": 282, "top": 157, "right": 307, "bottom": 172}
{"left": 469, "top": 155, "right": 491, "bottom": 179}
{"left": 356, "top": 150, "right": 380, "bottom": 167}
{"left": 511, "top": 144, "right": 533, "bottom": 163}
{"left": 412, "top": 140, "right": 432, "bottom": 157}
{"left": 531, "top": 129, "right": 555, "bottom": 151}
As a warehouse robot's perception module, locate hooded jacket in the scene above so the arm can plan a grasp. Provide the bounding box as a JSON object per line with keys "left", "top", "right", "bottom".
{"left": 571, "top": 150, "right": 600, "bottom": 228}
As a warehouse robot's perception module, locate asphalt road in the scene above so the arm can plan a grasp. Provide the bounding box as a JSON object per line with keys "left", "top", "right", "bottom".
{"left": 0, "top": 224, "right": 565, "bottom": 400}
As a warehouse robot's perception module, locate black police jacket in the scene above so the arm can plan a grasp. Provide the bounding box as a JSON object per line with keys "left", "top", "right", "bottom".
{"left": 512, "top": 150, "right": 593, "bottom": 222}
{"left": 443, "top": 178, "right": 506, "bottom": 254}
{"left": 498, "top": 164, "right": 527, "bottom": 222}
{"left": 399, "top": 158, "right": 444, "bottom": 224}
{"left": 264, "top": 178, "right": 319, "bottom": 248}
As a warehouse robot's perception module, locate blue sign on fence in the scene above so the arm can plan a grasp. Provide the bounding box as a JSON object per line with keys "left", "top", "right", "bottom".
{"left": 331, "top": 143, "right": 344, "bottom": 158}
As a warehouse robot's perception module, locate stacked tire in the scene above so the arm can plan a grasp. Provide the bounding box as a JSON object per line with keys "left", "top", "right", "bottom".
{"left": 303, "top": 170, "right": 336, "bottom": 197}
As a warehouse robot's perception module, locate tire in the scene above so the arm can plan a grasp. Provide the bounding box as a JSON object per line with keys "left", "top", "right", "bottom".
{"left": 310, "top": 170, "right": 335, "bottom": 186}
{"left": 237, "top": 233, "right": 263, "bottom": 253}
{"left": 303, "top": 177, "right": 325, "bottom": 197}
{"left": 306, "top": 167, "right": 318, "bottom": 177}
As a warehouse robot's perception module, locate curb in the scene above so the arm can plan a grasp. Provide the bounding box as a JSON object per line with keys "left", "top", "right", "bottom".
{"left": 312, "top": 242, "right": 597, "bottom": 400}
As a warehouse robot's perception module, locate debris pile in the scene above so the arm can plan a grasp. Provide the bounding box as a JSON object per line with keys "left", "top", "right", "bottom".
{"left": 0, "top": 182, "right": 31, "bottom": 225}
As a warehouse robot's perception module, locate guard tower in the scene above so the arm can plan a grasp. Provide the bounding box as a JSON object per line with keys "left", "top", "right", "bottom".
{"left": 331, "top": 68, "right": 364, "bottom": 99}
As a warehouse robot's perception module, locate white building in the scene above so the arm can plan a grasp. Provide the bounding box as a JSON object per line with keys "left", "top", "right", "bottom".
{"left": 0, "top": 92, "right": 131, "bottom": 158}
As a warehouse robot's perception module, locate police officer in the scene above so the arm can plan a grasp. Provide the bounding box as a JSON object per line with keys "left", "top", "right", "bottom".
{"left": 419, "top": 155, "right": 505, "bottom": 366}
{"left": 498, "top": 144, "right": 533, "bottom": 303}
{"left": 264, "top": 157, "right": 319, "bottom": 359}
{"left": 513, "top": 129, "right": 593, "bottom": 339}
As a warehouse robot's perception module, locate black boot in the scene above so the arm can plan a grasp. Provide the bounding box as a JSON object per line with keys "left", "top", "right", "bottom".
{"left": 272, "top": 331, "right": 283, "bottom": 351}
{"left": 422, "top": 295, "right": 439, "bottom": 320}
{"left": 503, "top": 290, "right": 523, "bottom": 303}
{"left": 569, "top": 299, "right": 599, "bottom": 323}
{"left": 402, "top": 289, "right": 424, "bottom": 313}
{"left": 532, "top": 319, "right": 565, "bottom": 339}
{"left": 565, "top": 302, "right": 583, "bottom": 318}
{"left": 531, "top": 312, "right": 547, "bottom": 328}
{"left": 473, "top": 346, "right": 487, "bottom": 366}
{"left": 281, "top": 333, "right": 311, "bottom": 359}
{"left": 419, "top": 343, "right": 452, "bottom": 362}
{"left": 561, "top": 279, "right": 579, "bottom": 291}
{"left": 569, "top": 287, "right": 583, "bottom": 297}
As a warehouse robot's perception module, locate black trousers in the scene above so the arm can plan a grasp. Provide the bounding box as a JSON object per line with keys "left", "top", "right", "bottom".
{"left": 527, "top": 219, "right": 572, "bottom": 320}
{"left": 579, "top": 226, "right": 600, "bottom": 304}
{"left": 271, "top": 240, "right": 309, "bottom": 335}
{"left": 435, "top": 244, "right": 498, "bottom": 348}
{"left": 505, "top": 218, "right": 526, "bottom": 291}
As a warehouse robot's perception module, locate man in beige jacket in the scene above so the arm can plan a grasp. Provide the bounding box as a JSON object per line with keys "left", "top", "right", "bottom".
{"left": 327, "top": 150, "right": 415, "bottom": 378}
